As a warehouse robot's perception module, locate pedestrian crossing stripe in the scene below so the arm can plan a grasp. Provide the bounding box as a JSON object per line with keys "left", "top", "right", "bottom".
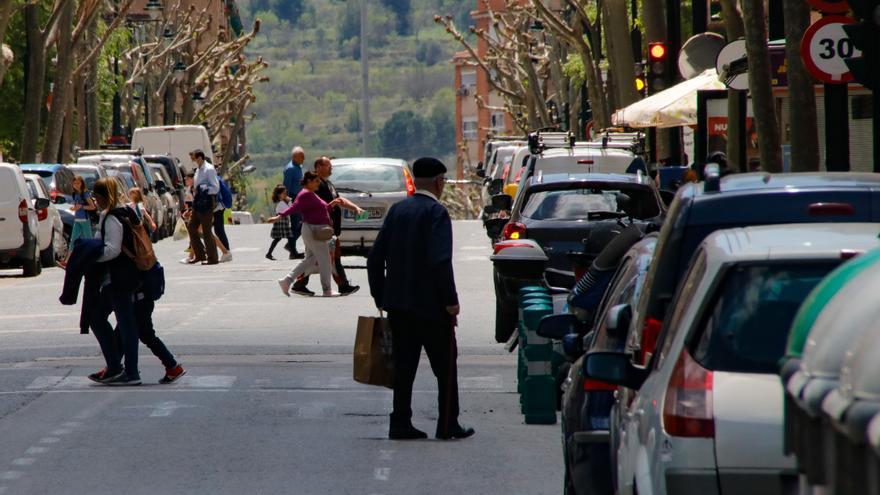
{"left": 25, "top": 375, "right": 237, "bottom": 390}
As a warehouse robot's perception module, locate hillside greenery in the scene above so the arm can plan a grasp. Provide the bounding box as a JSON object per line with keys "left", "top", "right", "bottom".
{"left": 238, "top": 0, "right": 473, "bottom": 215}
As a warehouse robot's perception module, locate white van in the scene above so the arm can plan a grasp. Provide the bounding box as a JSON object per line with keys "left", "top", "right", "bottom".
{"left": 0, "top": 164, "right": 46, "bottom": 276}
{"left": 132, "top": 125, "right": 213, "bottom": 175}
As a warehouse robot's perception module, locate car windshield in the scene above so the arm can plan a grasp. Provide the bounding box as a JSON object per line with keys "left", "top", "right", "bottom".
{"left": 69, "top": 169, "right": 100, "bottom": 189}
{"left": 332, "top": 163, "right": 406, "bottom": 193}
{"left": 691, "top": 261, "right": 839, "bottom": 374}
{"left": 521, "top": 186, "right": 660, "bottom": 221}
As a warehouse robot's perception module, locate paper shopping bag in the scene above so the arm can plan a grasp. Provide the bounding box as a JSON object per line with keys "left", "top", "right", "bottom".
{"left": 353, "top": 316, "right": 394, "bottom": 388}
{"left": 173, "top": 217, "right": 189, "bottom": 241}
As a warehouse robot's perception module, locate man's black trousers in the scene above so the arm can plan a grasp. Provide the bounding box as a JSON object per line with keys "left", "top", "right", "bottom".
{"left": 388, "top": 310, "right": 460, "bottom": 436}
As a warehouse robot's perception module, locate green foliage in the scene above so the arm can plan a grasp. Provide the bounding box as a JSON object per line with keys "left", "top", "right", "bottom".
{"left": 250, "top": 0, "right": 306, "bottom": 24}
{"left": 381, "top": 0, "right": 412, "bottom": 35}
{"left": 563, "top": 54, "right": 586, "bottom": 85}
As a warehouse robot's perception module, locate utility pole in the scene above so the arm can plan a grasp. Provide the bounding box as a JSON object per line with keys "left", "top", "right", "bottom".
{"left": 360, "top": 0, "right": 370, "bottom": 156}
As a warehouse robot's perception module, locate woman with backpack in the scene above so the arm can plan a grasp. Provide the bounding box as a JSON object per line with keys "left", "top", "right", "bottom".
{"left": 88, "top": 178, "right": 144, "bottom": 386}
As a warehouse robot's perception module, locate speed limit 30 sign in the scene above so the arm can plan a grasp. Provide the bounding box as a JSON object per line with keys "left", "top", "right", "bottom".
{"left": 800, "top": 16, "right": 861, "bottom": 84}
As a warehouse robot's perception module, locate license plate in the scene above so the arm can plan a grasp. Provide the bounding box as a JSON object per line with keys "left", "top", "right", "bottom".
{"left": 345, "top": 207, "right": 384, "bottom": 219}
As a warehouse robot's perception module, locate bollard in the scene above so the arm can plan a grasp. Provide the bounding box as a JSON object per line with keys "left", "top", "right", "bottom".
{"left": 517, "top": 288, "right": 551, "bottom": 401}
{"left": 520, "top": 301, "right": 557, "bottom": 424}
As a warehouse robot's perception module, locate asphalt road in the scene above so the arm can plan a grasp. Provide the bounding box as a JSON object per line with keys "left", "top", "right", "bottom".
{"left": 0, "top": 221, "right": 562, "bottom": 495}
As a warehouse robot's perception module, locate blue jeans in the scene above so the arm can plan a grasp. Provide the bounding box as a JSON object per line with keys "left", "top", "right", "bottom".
{"left": 286, "top": 214, "right": 302, "bottom": 253}
{"left": 91, "top": 285, "right": 139, "bottom": 378}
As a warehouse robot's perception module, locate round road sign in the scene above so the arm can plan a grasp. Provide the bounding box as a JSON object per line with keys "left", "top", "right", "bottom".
{"left": 800, "top": 16, "right": 860, "bottom": 84}
{"left": 806, "top": 0, "right": 850, "bottom": 14}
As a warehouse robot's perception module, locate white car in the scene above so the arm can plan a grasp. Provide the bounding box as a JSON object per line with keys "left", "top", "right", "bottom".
{"left": 0, "top": 164, "right": 46, "bottom": 276}
{"left": 585, "top": 223, "right": 880, "bottom": 495}
{"left": 330, "top": 158, "right": 413, "bottom": 256}
{"left": 23, "top": 173, "right": 65, "bottom": 266}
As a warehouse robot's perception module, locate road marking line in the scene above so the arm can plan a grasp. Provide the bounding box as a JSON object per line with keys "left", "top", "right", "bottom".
{"left": 297, "top": 401, "right": 335, "bottom": 419}
{"left": 62, "top": 421, "right": 81, "bottom": 428}
{"left": 49, "top": 428, "right": 71, "bottom": 436}
{"left": 10, "top": 459, "right": 34, "bottom": 467}
{"left": 0, "top": 312, "right": 78, "bottom": 320}
{"left": 0, "top": 486, "right": 8, "bottom": 493}
{"left": 38, "top": 438, "right": 60, "bottom": 444}
{"left": 24, "top": 447, "right": 48, "bottom": 455}
{"left": 379, "top": 450, "right": 393, "bottom": 461}
{"left": 0, "top": 472, "right": 22, "bottom": 481}
{"left": 373, "top": 467, "right": 390, "bottom": 481}
{"left": 183, "top": 375, "right": 237, "bottom": 388}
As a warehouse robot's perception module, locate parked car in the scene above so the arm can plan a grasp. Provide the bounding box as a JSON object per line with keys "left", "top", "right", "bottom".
{"left": 490, "top": 172, "right": 664, "bottom": 342}
{"left": 479, "top": 144, "right": 522, "bottom": 216}
{"left": 783, "top": 253, "right": 880, "bottom": 493}
{"left": 0, "top": 163, "right": 47, "bottom": 276}
{"left": 149, "top": 163, "right": 179, "bottom": 237}
{"left": 18, "top": 164, "right": 75, "bottom": 203}
{"left": 77, "top": 152, "right": 163, "bottom": 239}
{"left": 330, "top": 157, "right": 414, "bottom": 256}
{"left": 586, "top": 223, "right": 880, "bottom": 495}
{"left": 144, "top": 154, "right": 185, "bottom": 204}
{"left": 555, "top": 234, "right": 658, "bottom": 495}
{"left": 132, "top": 125, "right": 212, "bottom": 175}
{"left": 23, "top": 173, "right": 65, "bottom": 266}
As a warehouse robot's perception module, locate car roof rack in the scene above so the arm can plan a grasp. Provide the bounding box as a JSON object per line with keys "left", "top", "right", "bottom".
{"left": 528, "top": 131, "right": 576, "bottom": 154}
{"left": 73, "top": 146, "right": 143, "bottom": 158}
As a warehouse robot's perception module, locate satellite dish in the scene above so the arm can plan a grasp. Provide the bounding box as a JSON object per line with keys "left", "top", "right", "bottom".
{"left": 678, "top": 32, "right": 726, "bottom": 79}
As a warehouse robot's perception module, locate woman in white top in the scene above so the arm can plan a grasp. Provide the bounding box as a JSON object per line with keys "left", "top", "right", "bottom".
{"left": 88, "top": 178, "right": 143, "bottom": 386}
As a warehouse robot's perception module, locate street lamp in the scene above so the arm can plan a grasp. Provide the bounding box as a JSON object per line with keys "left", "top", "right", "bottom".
{"left": 144, "top": 0, "right": 163, "bottom": 21}
{"left": 162, "top": 26, "right": 175, "bottom": 43}
{"left": 172, "top": 61, "right": 187, "bottom": 84}
{"left": 192, "top": 91, "right": 206, "bottom": 110}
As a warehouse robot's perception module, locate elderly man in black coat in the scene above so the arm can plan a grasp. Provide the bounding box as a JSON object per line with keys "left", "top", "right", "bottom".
{"left": 367, "top": 157, "right": 475, "bottom": 441}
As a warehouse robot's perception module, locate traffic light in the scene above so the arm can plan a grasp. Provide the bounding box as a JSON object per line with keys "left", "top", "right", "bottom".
{"left": 647, "top": 42, "right": 669, "bottom": 94}
{"left": 635, "top": 62, "right": 647, "bottom": 96}
{"left": 843, "top": 1, "right": 880, "bottom": 90}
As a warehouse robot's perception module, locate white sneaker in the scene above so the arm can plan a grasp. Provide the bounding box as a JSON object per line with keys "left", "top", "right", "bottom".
{"left": 278, "top": 277, "right": 291, "bottom": 297}
{"left": 179, "top": 257, "right": 192, "bottom": 264}
{"left": 322, "top": 291, "right": 340, "bottom": 297}
{"left": 220, "top": 252, "right": 233, "bottom": 263}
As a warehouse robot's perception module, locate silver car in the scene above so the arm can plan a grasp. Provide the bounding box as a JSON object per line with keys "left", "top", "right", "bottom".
{"left": 329, "top": 158, "right": 412, "bottom": 256}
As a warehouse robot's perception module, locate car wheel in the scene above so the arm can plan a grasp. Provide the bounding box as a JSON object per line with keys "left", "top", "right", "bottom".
{"left": 495, "top": 297, "right": 518, "bottom": 343}
{"left": 23, "top": 239, "right": 41, "bottom": 277}
{"left": 40, "top": 231, "right": 56, "bottom": 267}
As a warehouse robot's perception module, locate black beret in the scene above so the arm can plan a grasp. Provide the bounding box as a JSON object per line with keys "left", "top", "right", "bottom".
{"left": 412, "top": 157, "right": 447, "bottom": 178}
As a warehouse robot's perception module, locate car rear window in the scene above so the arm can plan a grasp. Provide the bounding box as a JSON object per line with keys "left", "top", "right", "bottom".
{"left": 70, "top": 169, "right": 100, "bottom": 189}
{"left": 332, "top": 164, "right": 405, "bottom": 193}
{"left": 691, "top": 261, "right": 839, "bottom": 374}
{"left": 521, "top": 186, "right": 660, "bottom": 221}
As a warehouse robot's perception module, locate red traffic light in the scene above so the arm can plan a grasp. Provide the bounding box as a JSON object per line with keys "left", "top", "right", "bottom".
{"left": 649, "top": 42, "right": 667, "bottom": 61}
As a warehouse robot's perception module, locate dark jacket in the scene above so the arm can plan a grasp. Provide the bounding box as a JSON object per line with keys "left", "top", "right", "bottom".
{"left": 367, "top": 193, "right": 458, "bottom": 316}
{"left": 59, "top": 238, "right": 105, "bottom": 334}
{"left": 100, "top": 206, "right": 143, "bottom": 294}
{"left": 316, "top": 179, "right": 342, "bottom": 235}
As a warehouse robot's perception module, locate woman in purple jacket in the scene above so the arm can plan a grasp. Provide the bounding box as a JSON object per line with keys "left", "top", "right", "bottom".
{"left": 269, "top": 171, "right": 342, "bottom": 297}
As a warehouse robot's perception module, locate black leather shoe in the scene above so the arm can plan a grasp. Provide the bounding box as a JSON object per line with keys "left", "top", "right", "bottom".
{"left": 436, "top": 425, "right": 475, "bottom": 440}
{"left": 389, "top": 425, "right": 428, "bottom": 440}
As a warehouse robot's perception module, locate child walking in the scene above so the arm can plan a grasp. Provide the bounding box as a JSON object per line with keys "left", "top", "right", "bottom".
{"left": 60, "top": 175, "right": 97, "bottom": 267}
{"left": 128, "top": 187, "right": 157, "bottom": 236}
{"left": 266, "top": 184, "right": 291, "bottom": 260}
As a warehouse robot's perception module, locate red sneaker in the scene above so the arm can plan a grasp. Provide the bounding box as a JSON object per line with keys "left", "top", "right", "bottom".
{"left": 87, "top": 368, "right": 107, "bottom": 383}
{"left": 159, "top": 364, "right": 186, "bottom": 384}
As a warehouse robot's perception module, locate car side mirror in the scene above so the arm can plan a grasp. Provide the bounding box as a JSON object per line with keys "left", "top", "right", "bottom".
{"left": 537, "top": 314, "right": 578, "bottom": 340}
{"left": 53, "top": 195, "right": 67, "bottom": 205}
{"left": 35, "top": 197, "right": 51, "bottom": 209}
{"left": 605, "top": 304, "right": 632, "bottom": 337}
{"left": 491, "top": 194, "right": 513, "bottom": 212}
{"left": 659, "top": 189, "right": 675, "bottom": 207}
{"left": 476, "top": 162, "right": 486, "bottom": 178}
{"left": 584, "top": 351, "right": 648, "bottom": 390}
{"left": 484, "top": 217, "right": 509, "bottom": 239}
{"left": 156, "top": 180, "right": 168, "bottom": 194}
{"left": 488, "top": 178, "right": 504, "bottom": 196}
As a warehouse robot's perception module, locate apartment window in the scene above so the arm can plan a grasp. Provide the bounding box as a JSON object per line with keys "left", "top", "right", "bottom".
{"left": 491, "top": 112, "right": 506, "bottom": 133}
{"left": 461, "top": 71, "right": 477, "bottom": 90}
{"left": 462, "top": 119, "right": 478, "bottom": 140}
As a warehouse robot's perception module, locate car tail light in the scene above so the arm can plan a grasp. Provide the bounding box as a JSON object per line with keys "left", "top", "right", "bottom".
{"left": 574, "top": 264, "right": 588, "bottom": 281}
{"left": 808, "top": 202, "right": 854, "bottom": 216}
{"left": 492, "top": 241, "right": 534, "bottom": 255}
{"left": 662, "top": 348, "right": 715, "bottom": 438}
{"left": 49, "top": 187, "right": 58, "bottom": 201}
{"left": 502, "top": 222, "right": 527, "bottom": 240}
{"left": 18, "top": 199, "right": 28, "bottom": 223}
{"left": 584, "top": 378, "right": 617, "bottom": 392}
{"left": 403, "top": 168, "right": 415, "bottom": 196}
{"left": 37, "top": 205, "right": 47, "bottom": 221}
{"left": 637, "top": 317, "right": 663, "bottom": 365}
{"left": 577, "top": 159, "right": 595, "bottom": 165}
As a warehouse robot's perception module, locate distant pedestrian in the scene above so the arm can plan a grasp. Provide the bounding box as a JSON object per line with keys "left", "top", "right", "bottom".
{"left": 214, "top": 176, "right": 233, "bottom": 263}
{"left": 87, "top": 178, "right": 143, "bottom": 386}
{"left": 266, "top": 184, "right": 292, "bottom": 260}
{"left": 367, "top": 157, "right": 473, "bottom": 441}
{"left": 128, "top": 187, "right": 157, "bottom": 237}
{"left": 270, "top": 171, "right": 343, "bottom": 297}
{"left": 60, "top": 175, "right": 97, "bottom": 267}
{"left": 283, "top": 146, "right": 306, "bottom": 259}
{"left": 291, "top": 157, "right": 364, "bottom": 296}
{"left": 185, "top": 149, "right": 220, "bottom": 265}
